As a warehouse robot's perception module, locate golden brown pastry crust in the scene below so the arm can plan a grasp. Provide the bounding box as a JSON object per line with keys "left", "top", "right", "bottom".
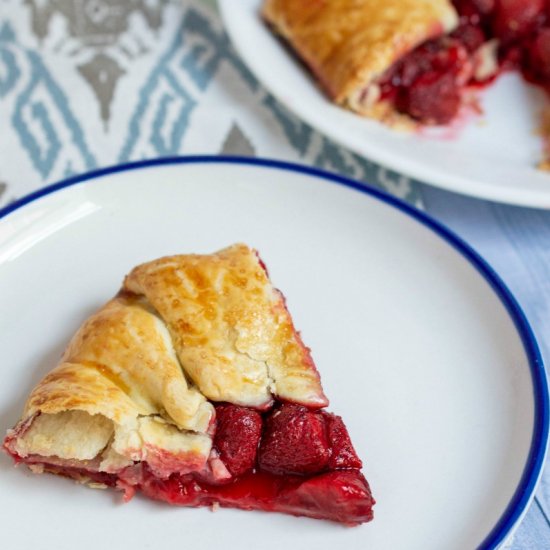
{"left": 25, "top": 296, "right": 213, "bottom": 432}
{"left": 262, "top": 0, "right": 458, "bottom": 105}
{"left": 60, "top": 296, "right": 213, "bottom": 431}
{"left": 124, "top": 244, "right": 328, "bottom": 408}
{"left": 24, "top": 361, "right": 138, "bottom": 425}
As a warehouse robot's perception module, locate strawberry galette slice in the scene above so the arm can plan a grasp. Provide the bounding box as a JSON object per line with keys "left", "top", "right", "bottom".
{"left": 3, "top": 244, "right": 374, "bottom": 526}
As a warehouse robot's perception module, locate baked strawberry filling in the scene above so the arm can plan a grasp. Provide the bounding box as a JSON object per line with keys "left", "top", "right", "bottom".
{"left": 139, "top": 468, "right": 374, "bottom": 526}
{"left": 377, "top": 0, "right": 550, "bottom": 124}
{"left": 3, "top": 402, "right": 374, "bottom": 525}
{"left": 134, "top": 403, "right": 373, "bottom": 525}
{"left": 213, "top": 404, "right": 263, "bottom": 477}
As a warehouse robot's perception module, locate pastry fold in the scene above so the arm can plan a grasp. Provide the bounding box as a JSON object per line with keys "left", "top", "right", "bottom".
{"left": 123, "top": 243, "right": 328, "bottom": 409}
{"left": 262, "top": 0, "right": 458, "bottom": 107}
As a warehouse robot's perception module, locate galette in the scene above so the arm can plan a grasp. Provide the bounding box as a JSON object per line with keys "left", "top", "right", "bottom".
{"left": 262, "top": 0, "right": 550, "bottom": 166}
{"left": 3, "top": 244, "right": 375, "bottom": 526}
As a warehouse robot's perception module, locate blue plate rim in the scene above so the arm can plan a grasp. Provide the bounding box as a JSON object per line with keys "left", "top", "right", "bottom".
{"left": 0, "top": 155, "right": 548, "bottom": 550}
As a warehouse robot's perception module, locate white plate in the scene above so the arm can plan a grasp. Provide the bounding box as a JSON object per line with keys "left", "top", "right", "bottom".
{"left": 0, "top": 157, "right": 547, "bottom": 550}
{"left": 220, "top": 0, "right": 550, "bottom": 208}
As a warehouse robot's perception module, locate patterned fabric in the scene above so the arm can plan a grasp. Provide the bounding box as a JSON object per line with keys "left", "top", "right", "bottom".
{"left": 0, "top": 0, "right": 420, "bottom": 207}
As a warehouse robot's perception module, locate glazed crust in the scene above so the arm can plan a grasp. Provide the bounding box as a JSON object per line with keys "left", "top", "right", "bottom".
{"left": 123, "top": 244, "right": 328, "bottom": 409}
{"left": 24, "top": 361, "right": 139, "bottom": 426}
{"left": 262, "top": 0, "right": 458, "bottom": 105}
{"left": 25, "top": 296, "right": 214, "bottom": 432}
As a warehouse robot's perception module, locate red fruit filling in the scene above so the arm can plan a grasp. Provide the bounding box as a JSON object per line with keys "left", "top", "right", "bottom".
{"left": 379, "top": 37, "right": 471, "bottom": 124}
{"left": 397, "top": 71, "right": 462, "bottom": 124}
{"left": 376, "top": 0, "right": 550, "bottom": 124}
{"left": 451, "top": 23, "right": 487, "bottom": 53}
{"left": 138, "top": 466, "right": 374, "bottom": 526}
{"left": 453, "top": 0, "right": 496, "bottom": 19}
{"left": 4, "top": 401, "right": 373, "bottom": 525}
{"left": 214, "top": 404, "right": 263, "bottom": 477}
{"left": 523, "top": 27, "right": 550, "bottom": 88}
{"left": 256, "top": 404, "right": 364, "bottom": 476}
{"left": 323, "top": 412, "right": 363, "bottom": 470}
{"left": 491, "top": 0, "right": 546, "bottom": 44}
{"left": 258, "top": 404, "right": 330, "bottom": 475}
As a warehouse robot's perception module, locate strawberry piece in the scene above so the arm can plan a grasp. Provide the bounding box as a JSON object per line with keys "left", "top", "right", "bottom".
{"left": 397, "top": 39, "right": 451, "bottom": 88}
{"left": 258, "top": 403, "right": 330, "bottom": 476}
{"left": 397, "top": 70, "right": 461, "bottom": 124}
{"left": 381, "top": 37, "right": 472, "bottom": 123}
{"left": 280, "top": 471, "right": 375, "bottom": 525}
{"left": 453, "top": 0, "right": 496, "bottom": 23}
{"left": 213, "top": 404, "right": 262, "bottom": 477}
{"left": 452, "top": 23, "right": 487, "bottom": 53}
{"left": 382, "top": 37, "right": 468, "bottom": 86}
{"left": 523, "top": 27, "right": 550, "bottom": 86}
{"left": 322, "top": 412, "right": 363, "bottom": 470}
{"left": 473, "top": 0, "right": 496, "bottom": 11}
{"left": 453, "top": 0, "right": 495, "bottom": 15}
{"left": 141, "top": 468, "right": 375, "bottom": 525}
{"left": 491, "top": 0, "right": 546, "bottom": 43}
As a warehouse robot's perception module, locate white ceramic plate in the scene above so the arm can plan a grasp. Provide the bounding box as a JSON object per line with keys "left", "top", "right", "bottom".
{"left": 0, "top": 157, "right": 547, "bottom": 550}
{"left": 220, "top": 0, "right": 550, "bottom": 208}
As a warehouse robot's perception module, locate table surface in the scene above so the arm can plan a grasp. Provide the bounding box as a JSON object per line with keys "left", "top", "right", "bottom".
{"left": 1, "top": 1, "right": 549, "bottom": 547}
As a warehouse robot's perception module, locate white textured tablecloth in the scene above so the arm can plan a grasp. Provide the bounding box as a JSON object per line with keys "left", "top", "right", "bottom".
{"left": 0, "top": 1, "right": 549, "bottom": 547}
